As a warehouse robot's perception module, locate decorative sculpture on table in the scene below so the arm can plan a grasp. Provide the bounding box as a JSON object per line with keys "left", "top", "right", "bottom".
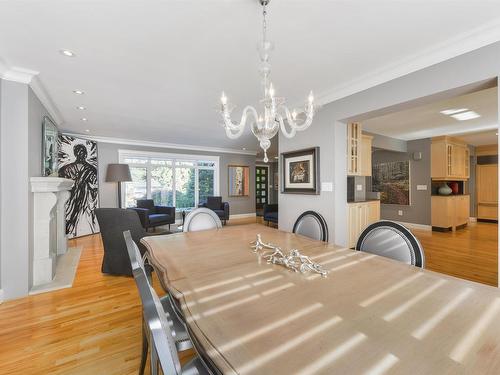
{"left": 251, "top": 234, "right": 328, "bottom": 277}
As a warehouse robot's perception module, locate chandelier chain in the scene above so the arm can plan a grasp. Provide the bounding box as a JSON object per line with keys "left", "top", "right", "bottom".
{"left": 262, "top": 4, "right": 267, "bottom": 45}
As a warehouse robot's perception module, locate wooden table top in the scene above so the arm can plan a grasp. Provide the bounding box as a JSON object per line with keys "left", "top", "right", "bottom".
{"left": 142, "top": 224, "right": 500, "bottom": 374}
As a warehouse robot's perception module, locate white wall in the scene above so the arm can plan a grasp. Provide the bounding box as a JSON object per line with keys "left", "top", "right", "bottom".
{"left": 279, "top": 41, "right": 500, "bottom": 246}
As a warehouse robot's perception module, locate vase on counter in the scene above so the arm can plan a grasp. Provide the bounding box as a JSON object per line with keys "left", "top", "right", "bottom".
{"left": 438, "top": 183, "right": 452, "bottom": 196}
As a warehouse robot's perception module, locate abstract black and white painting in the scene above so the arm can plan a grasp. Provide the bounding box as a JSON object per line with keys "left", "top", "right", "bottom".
{"left": 58, "top": 135, "right": 99, "bottom": 238}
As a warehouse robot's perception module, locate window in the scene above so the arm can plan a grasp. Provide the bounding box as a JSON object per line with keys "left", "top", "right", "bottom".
{"left": 120, "top": 150, "right": 219, "bottom": 210}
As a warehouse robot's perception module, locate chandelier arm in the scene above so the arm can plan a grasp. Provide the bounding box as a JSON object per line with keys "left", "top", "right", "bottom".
{"left": 276, "top": 114, "right": 296, "bottom": 139}
{"left": 222, "top": 105, "right": 259, "bottom": 133}
{"left": 279, "top": 105, "right": 314, "bottom": 132}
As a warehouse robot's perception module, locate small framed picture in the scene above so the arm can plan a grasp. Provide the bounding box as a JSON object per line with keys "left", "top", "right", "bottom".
{"left": 281, "top": 147, "right": 320, "bottom": 194}
{"left": 228, "top": 165, "right": 250, "bottom": 197}
{"left": 42, "top": 116, "right": 59, "bottom": 176}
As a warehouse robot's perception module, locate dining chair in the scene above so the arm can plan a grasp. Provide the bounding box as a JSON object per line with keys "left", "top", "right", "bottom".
{"left": 133, "top": 263, "right": 213, "bottom": 375}
{"left": 123, "top": 231, "right": 192, "bottom": 375}
{"left": 355, "top": 220, "right": 425, "bottom": 268}
{"left": 183, "top": 207, "right": 222, "bottom": 232}
{"left": 292, "top": 210, "right": 328, "bottom": 242}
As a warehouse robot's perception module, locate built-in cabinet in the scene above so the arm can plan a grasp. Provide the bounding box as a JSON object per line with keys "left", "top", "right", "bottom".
{"left": 431, "top": 195, "right": 470, "bottom": 231}
{"left": 477, "top": 164, "right": 498, "bottom": 220}
{"left": 431, "top": 136, "right": 470, "bottom": 180}
{"left": 347, "top": 200, "right": 380, "bottom": 247}
{"left": 347, "top": 123, "right": 372, "bottom": 176}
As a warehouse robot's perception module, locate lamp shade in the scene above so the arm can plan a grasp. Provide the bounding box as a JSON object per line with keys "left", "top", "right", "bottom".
{"left": 105, "top": 164, "right": 132, "bottom": 182}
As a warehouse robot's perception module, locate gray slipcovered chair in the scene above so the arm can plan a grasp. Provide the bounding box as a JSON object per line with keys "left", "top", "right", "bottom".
{"left": 96, "top": 208, "right": 157, "bottom": 276}
{"left": 183, "top": 208, "right": 222, "bottom": 232}
{"left": 263, "top": 204, "right": 278, "bottom": 226}
{"left": 198, "top": 196, "right": 229, "bottom": 225}
{"left": 355, "top": 220, "right": 425, "bottom": 268}
{"left": 123, "top": 231, "right": 193, "bottom": 375}
{"left": 129, "top": 199, "right": 175, "bottom": 231}
{"left": 293, "top": 211, "right": 328, "bottom": 242}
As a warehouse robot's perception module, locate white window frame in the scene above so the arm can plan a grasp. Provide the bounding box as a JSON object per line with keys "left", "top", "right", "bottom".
{"left": 118, "top": 149, "right": 220, "bottom": 210}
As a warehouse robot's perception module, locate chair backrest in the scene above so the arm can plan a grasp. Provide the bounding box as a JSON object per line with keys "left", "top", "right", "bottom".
{"left": 355, "top": 220, "right": 425, "bottom": 268}
{"left": 95, "top": 208, "right": 147, "bottom": 276}
{"left": 206, "top": 196, "right": 222, "bottom": 210}
{"left": 292, "top": 211, "right": 328, "bottom": 242}
{"left": 123, "top": 230, "right": 146, "bottom": 273}
{"left": 133, "top": 267, "right": 182, "bottom": 375}
{"left": 137, "top": 199, "right": 156, "bottom": 212}
{"left": 183, "top": 208, "right": 222, "bottom": 232}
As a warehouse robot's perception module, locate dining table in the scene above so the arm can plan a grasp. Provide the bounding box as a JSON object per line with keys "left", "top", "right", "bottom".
{"left": 141, "top": 223, "right": 500, "bottom": 374}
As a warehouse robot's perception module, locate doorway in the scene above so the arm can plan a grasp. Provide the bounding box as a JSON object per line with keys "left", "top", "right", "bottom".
{"left": 255, "top": 165, "right": 269, "bottom": 211}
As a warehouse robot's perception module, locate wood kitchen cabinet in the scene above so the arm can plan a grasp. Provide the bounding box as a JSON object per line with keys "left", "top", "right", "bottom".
{"left": 360, "top": 134, "right": 373, "bottom": 177}
{"left": 431, "top": 195, "right": 470, "bottom": 231}
{"left": 431, "top": 136, "right": 470, "bottom": 180}
{"left": 347, "top": 123, "right": 361, "bottom": 176}
{"left": 347, "top": 200, "right": 380, "bottom": 247}
{"left": 477, "top": 164, "right": 498, "bottom": 220}
{"left": 347, "top": 123, "right": 372, "bottom": 176}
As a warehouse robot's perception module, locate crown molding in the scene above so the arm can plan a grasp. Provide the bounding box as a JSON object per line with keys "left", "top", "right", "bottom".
{"left": 61, "top": 132, "right": 259, "bottom": 156}
{"left": 315, "top": 17, "right": 500, "bottom": 107}
{"left": 0, "top": 65, "right": 38, "bottom": 84}
{"left": 0, "top": 58, "right": 64, "bottom": 126}
{"left": 30, "top": 76, "right": 64, "bottom": 125}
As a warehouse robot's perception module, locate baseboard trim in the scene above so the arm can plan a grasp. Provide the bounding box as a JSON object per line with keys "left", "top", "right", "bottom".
{"left": 395, "top": 221, "right": 432, "bottom": 231}
{"left": 230, "top": 213, "right": 257, "bottom": 219}
{"left": 0, "top": 289, "right": 4, "bottom": 304}
{"left": 469, "top": 217, "right": 477, "bottom": 223}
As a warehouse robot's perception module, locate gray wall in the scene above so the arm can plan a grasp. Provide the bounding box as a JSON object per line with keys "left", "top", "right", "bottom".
{"left": 0, "top": 80, "right": 30, "bottom": 299}
{"left": 97, "top": 142, "right": 256, "bottom": 215}
{"left": 280, "top": 41, "right": 500, "bottom": 246}
{"left": 279, "top": 107, "right": 336, "bottom": 241}
{"left": 370, "top": 139, "right": 432, "bottom": 225}
{"left": 0, "top": 80, "right": 53, "bottom": 300}
{"left": 364, "top": 131, "right": 407, "bottom": 153}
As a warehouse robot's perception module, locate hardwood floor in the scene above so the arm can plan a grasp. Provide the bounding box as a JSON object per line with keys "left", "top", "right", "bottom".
{"left": 0, "top": 218, "right": 496, "bottom": 374}
{"left": 413, "top": 221, "right": 498, "bottom": 287}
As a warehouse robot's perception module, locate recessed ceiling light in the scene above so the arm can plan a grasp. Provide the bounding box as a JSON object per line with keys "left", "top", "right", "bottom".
{"left": 76, "top": 106, "right": 86, "bottom": 110}
{"left": 451, "top": 111, "right": 481, "bottom": 121}
{"left": 81, "top": 117, "right": 88, "bottom": 122}
{"left": 242, "top": 147, "right": 246, "bottom": 150}
{"left": 440, "top": 108, "right": 468, "bottom": 115}
{"left": 60, "top": 49, "right": 75, "bottom": 57}
{"left": 85, "top": 129, "right": 90, "bottom": 133}
{"left": 73, "top": 90, "right": 85, "bottom": 95}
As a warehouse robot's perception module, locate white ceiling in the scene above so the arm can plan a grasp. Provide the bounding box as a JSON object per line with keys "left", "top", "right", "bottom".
{"left": 1, "top": 0, "right": 500, "bottom": 154}
{"left": 363, "top": 87, "right": 498, "bottom": 141}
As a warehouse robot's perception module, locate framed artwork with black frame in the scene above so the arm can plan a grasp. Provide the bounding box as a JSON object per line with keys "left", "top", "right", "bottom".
{"left": 281, "top": 147, "right": 320, "bottom": 194}
{"left": 42, "top": 116, "right": 59, "bottom": 176}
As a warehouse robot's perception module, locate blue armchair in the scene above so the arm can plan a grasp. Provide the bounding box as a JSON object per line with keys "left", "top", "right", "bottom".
{"left": 129, "top": 199, "right": 175, "bottom": 231}
{"left": 199, "top": 196, "right": 229, "bottom": 225}
{"left": 263, "top": 204, "right": 278, "bottom": 226}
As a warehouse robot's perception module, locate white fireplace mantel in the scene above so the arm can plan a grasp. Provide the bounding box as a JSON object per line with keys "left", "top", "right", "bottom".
{"left": 31, "top": 177, "right": 74, "bottom": 287}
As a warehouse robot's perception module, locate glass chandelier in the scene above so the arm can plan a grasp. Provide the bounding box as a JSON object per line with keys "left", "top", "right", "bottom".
{"left": 219, "top": 0, "right": 315, "bottom": 162}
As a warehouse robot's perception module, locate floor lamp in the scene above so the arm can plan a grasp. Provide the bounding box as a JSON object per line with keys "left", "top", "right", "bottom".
{"left": 105, "top": 164, "right": 132, "bottom": 208}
